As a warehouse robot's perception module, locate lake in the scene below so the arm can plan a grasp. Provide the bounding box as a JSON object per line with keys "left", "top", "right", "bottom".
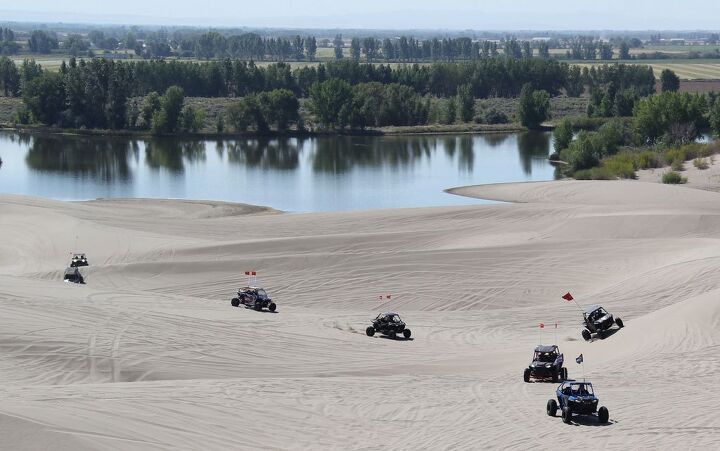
{"left": 0, "top": 131, "right": 557, "bottom": 212}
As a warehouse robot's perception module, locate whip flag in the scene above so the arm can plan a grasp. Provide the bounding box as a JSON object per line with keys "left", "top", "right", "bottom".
{"left": 562, "top": 292, "right": 574, "bottom": 301}
{"left": 576, "top": 354, "right": 583, "bottom": 364}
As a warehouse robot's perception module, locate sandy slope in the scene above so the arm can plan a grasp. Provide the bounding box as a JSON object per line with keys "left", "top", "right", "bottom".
{"left": 1, "top": 181, "right": 720, "bottom": 450}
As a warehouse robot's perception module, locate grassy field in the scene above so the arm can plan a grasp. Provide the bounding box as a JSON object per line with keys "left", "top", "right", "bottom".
{"left": 574, "top": 59, "right": 720, "bottom": 80}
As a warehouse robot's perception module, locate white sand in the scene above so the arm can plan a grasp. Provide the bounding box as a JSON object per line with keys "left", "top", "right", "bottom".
{"left": 1, "top": 180, "right": 720, "bottom": 450}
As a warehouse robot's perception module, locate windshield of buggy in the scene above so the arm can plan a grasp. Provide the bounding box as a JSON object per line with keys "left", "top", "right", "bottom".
{"left": 535, "top": 351, "right": 558, "bottom": 362}
{"left": 565, "top": 383, "right": 594, "bottom": 397}
{"left": 256, "top": 289, "right": 268, "bottom": 298}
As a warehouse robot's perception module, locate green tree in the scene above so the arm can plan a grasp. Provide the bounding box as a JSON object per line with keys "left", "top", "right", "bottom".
{"left": 0, "top": 57, "right": 20, "bottom": 96}
{"left": 660, "top": 69, "right": 680, "bottom": 92}
{"left": 619, "top": 42, "right": 631, "bottom": 60}
{"left": 261, "top": 89, "right": 299, "bottom": 131}
{"left": 22, "top": 71, "right": 65, "bottom": 125}
{"left": 142, "top": 92, "right": 162, "bottom": 128}
{"left": 309, "top": 78, "right": 353, "bottom": 128}
{"left": 305, "top": 36, "right": 317, "bottom": 61}
{"left": 517, "top": 83, "right": 551, "bottom": 129}
{"left": 456, "top": 84, "right": 474, "bottom": 122}
{"left": 180, "top": 105, "right": 206, "bottom": 132}
{"left": 333, "top": 35, "right": 344, "bottom": 60}
{"left": 553, "top": 119, "right": 573, "bottom": 152}
{"left": 351, "top": 38, "right": 361, "bottom": 61}
{"left": 160, "top": 86, "right": 185, "bottom": 133}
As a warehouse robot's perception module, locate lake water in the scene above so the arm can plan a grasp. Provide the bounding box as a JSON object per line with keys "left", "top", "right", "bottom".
{"left": 0, "top": 131, "right": 556, "bottom": 212}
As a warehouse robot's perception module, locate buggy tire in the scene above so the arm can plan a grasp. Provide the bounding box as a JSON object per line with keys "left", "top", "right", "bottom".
{"left": 523, "top": 368, "right": 530, "bottom": 383}
{"left": 268, "top": 302, "right": 277, "bottom": 312}
{"left": 388, "top": 331, "right": 397, "bottom": 339}
{"left": 582, "top": 329, "right": 592, "bottom": 341}
{"left": 562, "top": 406, "right": 572, "bottom": 424}
{"left": 254, "top": 302, "right": 262, "bottom": 311}
{"left": 598, "top": 406, "right": 609, "bottom": 424}
{"left": 403, "top": 329, "right": 411, "bottom": 339}
{"left": 561, "top": 367, "right": 568, "bottom": 381}
{"left": 366, "top": 327, "right": 375, "bottom": 337}
{"left": 615, "top": 317, "right": 624, "bottom": 328}
{"left": 552, "top": 369, "right": 559, "bottom": 383}
{"left": 547, "top": 399, "right": 558, "bottom": 417}
{"left": 231, "top": 298, "right": 240, "bottom": 307}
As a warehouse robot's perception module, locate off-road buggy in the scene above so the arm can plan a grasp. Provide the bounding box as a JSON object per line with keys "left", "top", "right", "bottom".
{"left": 366, "top": 313, "right": 411, "bottom": 339}
{"left": 231, "top": 287, "right": 276, "bottom": 312}
{"left": 546, "top": 380, "right": 610, "bottom": 424}
{"left": 63, "top": 267, "right": 85, "bottom": 284}
{"left": 523, "top": 345, "right": 567, "bottom": 383}
{"left": 70, "top": 253, "right": 89, "bottom": 267}
{"left": 581, "top": 305, "right": 623, "bottom": 341}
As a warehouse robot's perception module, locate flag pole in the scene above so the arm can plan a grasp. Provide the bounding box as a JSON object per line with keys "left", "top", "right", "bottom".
{"left": 554, "top": 323, "right": 557, "bottom": 344}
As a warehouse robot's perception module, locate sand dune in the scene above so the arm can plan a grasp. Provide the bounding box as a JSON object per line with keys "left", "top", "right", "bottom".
{"left": 1, "top": 180, "right": 720, "bottom": 449}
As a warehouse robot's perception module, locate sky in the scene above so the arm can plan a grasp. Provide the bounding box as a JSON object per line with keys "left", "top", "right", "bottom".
{"left": 1, "top": 0, "right": 719, "bottom": 30}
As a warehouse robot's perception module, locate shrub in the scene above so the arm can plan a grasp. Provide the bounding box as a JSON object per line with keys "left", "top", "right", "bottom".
{"left": 636, "top": 150, "right": 662, "bottom": 169}
{"left": 662, "top": 171, "right": 687, "bottom": 184}
{"left": 553, "top": 118, "right": 573, "bottom": 152}
{"left": 602, "top": 152, "right": 637, "bottom": 179}
{"left": 693, "top": 158, "right": 709, "bottom": 170}
{"left": 671, "top": 159, "right": 685, "bottom": 171}
{"left": 483, "top": 108, "right": 508, "bottom": 124}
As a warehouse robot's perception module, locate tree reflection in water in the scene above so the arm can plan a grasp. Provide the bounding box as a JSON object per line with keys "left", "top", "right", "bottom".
{"left": 25, "top": 134, "right": 136, "bottom": 181}
{"left": 221, "top": 138, "right": 301, "bottom": 170}
{"left": 517, "top": 131, "right": 551, "bottom": 176}
{"left": 144, "top": 139, "right": 206, "bottom": 173}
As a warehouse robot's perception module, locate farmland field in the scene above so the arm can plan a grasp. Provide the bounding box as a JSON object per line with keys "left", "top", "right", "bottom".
{"left": 575, "top": 59, "right": 720, "bottom": 80}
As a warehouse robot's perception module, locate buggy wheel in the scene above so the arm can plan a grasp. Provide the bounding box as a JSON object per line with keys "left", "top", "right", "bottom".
{"left": 561, "top": 367, "right": 568, "bottom": 381}
{"left": 552, "top": 369, "right": 559, "bottom": 383}
{"left": 254, "top": 302, "right": 263, "bottom": 311}
{"left": 546, "top": 399, "right": 558, "bottom": 417}
{"left": 562, "top": 406, "right": 572, "bottom": 424}
{"left": 268, "top": 302, "right": 277, "bottom": 312}
{"left": 598, "top": 406, "right": 609, "bottom": 423}
{"left": 582, "top": 329, "right": 591, "bottom": 341}
{"left": 388, "top": 331, "right": 397, "bottom": 339}
{"left": 231, "top": 298, "right": 240, "bottom": 307}
{"left": 523, "top": 368, "right": 530, "bottom": 383}
{"left": 366, "top": 327, "right": 375, "bottom": 337}
{"left": 403, "top": 329, "right": 411, "bottom": 339}
{"left": 615, "top": 317, "right": 624, "bottom": 328}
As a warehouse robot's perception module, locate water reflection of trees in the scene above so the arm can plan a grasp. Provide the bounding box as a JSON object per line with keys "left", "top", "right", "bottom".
{"left": 24, "top": 135, "right": 136, "bottom": 181}
{"left": 517, "top": 131, "right": 551, "bottom": 175}
{"left": 144, "top": 139, "right": 206, "bottom": 173}
{"left": 312, "top": 136, "right": 436, "bottom": 173}
{"left": 220, "top": 138, "right": 300, "bottom": 170}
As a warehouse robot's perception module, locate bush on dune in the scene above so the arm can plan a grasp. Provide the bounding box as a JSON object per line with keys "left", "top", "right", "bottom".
{"left": 662, "top": 171, "right": 687, "bottom": 184}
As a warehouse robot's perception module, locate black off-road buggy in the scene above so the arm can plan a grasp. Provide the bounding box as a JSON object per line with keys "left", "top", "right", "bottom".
{"left": 231, "top": 287, "right": 277, "bottom": 312}
{"left": 546, "top": 380, "right": 610, "bottom": 424}
{"left": 70, "top": 253, "right": 89, "bottom": 267}
{"left": 366, "top": 313, "right": 412, "bottom": 339}
{"left": 63, "top": 267, "right": 85, "bottom": 284}
{"left": 523, "top": 345, "right": 567, "bottom": 383}
{"left": 581, "top": 305, "right": 623, "bottom": 341}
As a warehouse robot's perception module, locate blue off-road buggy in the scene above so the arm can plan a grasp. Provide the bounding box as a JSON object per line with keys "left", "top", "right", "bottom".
{"left": 523, "top": 345, "right": 567, "bottom": 383}
{"left": 546, "top": 380, "right": 610, "bottom": 424}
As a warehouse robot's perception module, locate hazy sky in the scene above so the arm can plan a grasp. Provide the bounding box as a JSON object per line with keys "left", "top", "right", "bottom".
{"left": 1, "top": 0, "right": 719, "bottom": 30}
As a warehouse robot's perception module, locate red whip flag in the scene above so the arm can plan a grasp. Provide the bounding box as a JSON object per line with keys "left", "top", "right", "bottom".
{"left": 386, "top": 295, "right": 392, "bottom": 299}
{"left": 562, "top": 292, "right": 574, "bottom": 301}
{"left": 539, "top": 323, "right": 545, "bottom": 329}
{"left": 244, "top": 271, "right": 250, "bottom": 276}
{"left": 251, "top": 271, "right": 256, "bottom": 276}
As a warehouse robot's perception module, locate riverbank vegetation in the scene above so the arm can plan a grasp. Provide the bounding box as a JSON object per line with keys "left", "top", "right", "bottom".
{"left": 553, "top": 90, "right": 720, "bottom": 180}
{"left": 0, "top": 55, "right": 666, "bottom": 135}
